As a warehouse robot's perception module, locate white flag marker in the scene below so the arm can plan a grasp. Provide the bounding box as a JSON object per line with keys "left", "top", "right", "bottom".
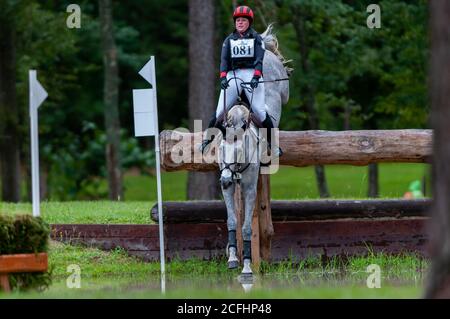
{"left": 132, "top": 89, "right": 157, "bottom": 137}
{"left": 29, "top": 70, "right": 48, "bottom": 217}
{"left": 134, "top": 56, "right": 166, "bottom": 293}
{"left": 138, "top": 59, "right": 154, "bottom": 85}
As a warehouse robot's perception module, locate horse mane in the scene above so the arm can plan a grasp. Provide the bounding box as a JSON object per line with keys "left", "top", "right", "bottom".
{"left": 260, "top": 24, "right": 294, "bottom": 76}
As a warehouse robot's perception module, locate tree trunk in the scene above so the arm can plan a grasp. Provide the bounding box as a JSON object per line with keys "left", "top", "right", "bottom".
{"left": 99, "top": 0, "right": 123, "bottom": 201}
{"left": 187, "top": 0, "right": 220, "bottom": 200}
{"left": 0, "top": 14, "right": 21, "bottom": 202}
{"left": 368, "top": 163, "right": 379, "bottom": 198}
{"left": 314, "top": 165, "right": 329, "bottom": 198}
{"left": 425, "top": 0, "right": 450, "bottom": 299}
{"left": 291, "top": 4, "right": 330, "bottom": 198}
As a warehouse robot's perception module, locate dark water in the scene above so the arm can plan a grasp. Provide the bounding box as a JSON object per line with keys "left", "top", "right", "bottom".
{"left": 3, "top": 270, "right": 424, "bottom": 298}
{"left": 88, "top": 269, "right": 424, "bottom": 296}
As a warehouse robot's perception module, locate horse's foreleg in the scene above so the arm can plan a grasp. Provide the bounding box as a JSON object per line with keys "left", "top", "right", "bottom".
{"left": 223, "top": 184, "right": 238, "bottom": 269}
{"left": 241, "top": 181, "right": 258, "bottom": 274}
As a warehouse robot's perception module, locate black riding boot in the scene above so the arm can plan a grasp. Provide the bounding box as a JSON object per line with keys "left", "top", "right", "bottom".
{"left": 262, "top": 113, "right": 283, "bottom": 157}
{"left": 201, "top": 114, "right": 225, "bottom": 153}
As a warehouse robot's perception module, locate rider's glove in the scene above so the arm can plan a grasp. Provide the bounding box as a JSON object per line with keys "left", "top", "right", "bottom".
{"left": 250, "top": 75, "right": 260, "bottom": 89}
{"left": 220, "top": 77, "right": 229, "bottom": 90}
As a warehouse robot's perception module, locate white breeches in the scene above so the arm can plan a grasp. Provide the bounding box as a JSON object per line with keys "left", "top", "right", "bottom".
{"left": 215, "top": 69, "right": 266, "bottom": 123}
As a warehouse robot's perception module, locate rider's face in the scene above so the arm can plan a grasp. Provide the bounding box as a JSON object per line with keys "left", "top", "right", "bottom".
{"left": 235, "top": 17, "right": 250, "bottom": 33}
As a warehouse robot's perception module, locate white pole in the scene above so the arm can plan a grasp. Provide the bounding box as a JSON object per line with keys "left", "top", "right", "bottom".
{"left": 29, "top": 71, "right": 40, "bottom": 217}
{"left": 151, "top": 56, "right": 166, "bottom": 293}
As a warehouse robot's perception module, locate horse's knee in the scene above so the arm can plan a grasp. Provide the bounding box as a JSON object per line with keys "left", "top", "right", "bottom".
{"left": 227, "top": 218, "right": 237, "bottom": 231}
{"left": 242, "top": 225, "right": 252, "bottom": 241}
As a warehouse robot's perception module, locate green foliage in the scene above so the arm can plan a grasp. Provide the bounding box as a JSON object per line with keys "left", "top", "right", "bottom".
{"left": 8, "top": 272, "right": 52, "bottom": 293}
{"left": 43, "top": 122, "right": 155, "bottom": 200}
{"left": 0, "top": 214, "right": 51, "bottom": 292}
{"left": 272, "top": 0, "right": 428, "bottom": 130}
{"left": 0, "top": 215, "right": 49, "bottom": 254}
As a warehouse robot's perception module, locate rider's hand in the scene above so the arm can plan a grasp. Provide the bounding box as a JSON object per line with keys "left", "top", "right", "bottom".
{"left": 250, "top": 75, "right": 260, "bottom": 89}
{"left": 220, "top": 77, "right": 229, "bottom": 90}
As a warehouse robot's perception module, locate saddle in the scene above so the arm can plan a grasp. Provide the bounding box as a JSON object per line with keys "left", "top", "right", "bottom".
{"left": 238, "top": 92, "right": 264, "bottom": 128}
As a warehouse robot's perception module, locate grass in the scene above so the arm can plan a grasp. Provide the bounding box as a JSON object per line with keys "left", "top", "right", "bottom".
{"left": 123, "top": 163, "right": 430, "bottom": 201}
{"left": 0, "top": 201, "right": 153, "bottom": 224}
{"left": 0, "top": 163, "right": 431, "bottom": 203}
{"left": 0, "top": 163, "right": 431, "bottom": 224}
{"left": 270, "top": 163, "right": 430, "bottom": 199}
{"left": 0, "top": 241, "right": 428, "bottom": 299}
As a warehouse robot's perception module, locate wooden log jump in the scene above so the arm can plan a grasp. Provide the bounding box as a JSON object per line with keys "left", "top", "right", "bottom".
{"left": 50, "top": 220, "right": 429, "bottom": 262}
{"left": 151, "top": 199, "right": 431, "bottom": 223}
{"left": 156, "top": 129, "right": 433, "bottom": 267}
{"left": 160, "top": 129, "right": 432, "bottom": 171}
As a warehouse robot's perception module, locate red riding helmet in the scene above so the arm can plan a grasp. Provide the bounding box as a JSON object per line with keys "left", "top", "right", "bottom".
{"left": 233, "top": 6, "right": 254, "bottom": 24}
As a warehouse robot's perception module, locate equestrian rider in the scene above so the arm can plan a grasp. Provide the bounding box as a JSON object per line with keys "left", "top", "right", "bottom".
{"left": 200, "top": 5, "right": 283, "bottom": 157}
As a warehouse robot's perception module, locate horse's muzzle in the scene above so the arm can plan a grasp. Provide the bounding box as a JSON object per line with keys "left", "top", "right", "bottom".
{"left": 221, "top": 177, "right": 233, "bottom": 190}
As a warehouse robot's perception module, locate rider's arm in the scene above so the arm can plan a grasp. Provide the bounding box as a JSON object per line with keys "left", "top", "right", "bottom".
{"left": 253, "top": 34, "right": 264, "bottom": 77}
{"left": 220, "top": 36, "right": 231, "bottom": 78}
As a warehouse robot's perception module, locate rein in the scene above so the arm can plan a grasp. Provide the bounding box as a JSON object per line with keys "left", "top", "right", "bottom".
{"left": 241, "top": 77, "right": 290, "bottom": 85}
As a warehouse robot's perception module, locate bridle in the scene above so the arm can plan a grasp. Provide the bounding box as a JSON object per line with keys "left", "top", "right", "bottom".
{"left": 219, "top": 118, "right": 259, "bottom": 183}
{"left": 220, "top": 162, "right": 251, "bottom": 182}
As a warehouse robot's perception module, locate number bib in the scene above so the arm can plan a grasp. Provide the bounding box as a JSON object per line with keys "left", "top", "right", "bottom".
{"left": 230, "top": 38, "right": 255, "bottom": 59}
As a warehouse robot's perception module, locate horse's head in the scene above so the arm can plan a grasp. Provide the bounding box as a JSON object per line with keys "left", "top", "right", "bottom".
{"left": 218, "top": 104, "right": 258, "bottom": 189}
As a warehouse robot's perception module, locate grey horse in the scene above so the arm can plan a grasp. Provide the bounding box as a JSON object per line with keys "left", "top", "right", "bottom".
{"left": 219, "top": 104, "right": 261, "bottom": 274}
{"left": 217, "top": 25, "right": 291, "bottom": 274}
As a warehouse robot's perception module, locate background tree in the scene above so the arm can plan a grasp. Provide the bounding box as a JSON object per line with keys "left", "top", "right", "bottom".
{"left": 0, "top": 1, "right": 21, "bottom": 202}
{"left": 99, "top": 0, "right": 123, "bottom": 200}
{"left": 186, "top": 0, "right": 220, "bottom": 200}
{"left": 273, "top": 0, "right": 427, "bottom": 198}
{"left": 0, "top": 0, "right": 429, "bottom": 201}
{"left": 425, "top": 0, "right": 450, "bottom": 299}
{"left": 289, "top": 1, "right": 330, "bottom": 198}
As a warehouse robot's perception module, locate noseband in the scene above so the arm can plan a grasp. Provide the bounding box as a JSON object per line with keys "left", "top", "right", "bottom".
{"left": 220, "top": 161, "right": 251, "bottom": 182}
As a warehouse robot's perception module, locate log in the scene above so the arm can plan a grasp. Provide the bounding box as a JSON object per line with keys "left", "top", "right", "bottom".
{"left": 151, "top": 199, "right": 430, "bottom": 223}
{"left": 251, "top": 179, "right": 261, "bottom": 269}
{"left": 234, "top": 183, "right": 244, "bottom": 262}
{"left": 257, "top": 175, "right": 273, "bottom": 262}
{"left": 160, "top": 129, "right": 432, "bottom": 171}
